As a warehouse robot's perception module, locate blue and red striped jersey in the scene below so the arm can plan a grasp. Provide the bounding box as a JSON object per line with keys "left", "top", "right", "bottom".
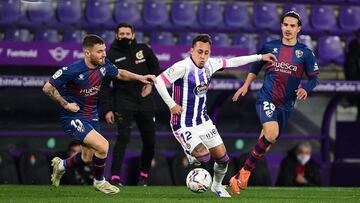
{"left": 250, "top": 39, "right": 319, "bottom": 110}
{"left": 49, "top": 59, "right": 118, "bottom": 121}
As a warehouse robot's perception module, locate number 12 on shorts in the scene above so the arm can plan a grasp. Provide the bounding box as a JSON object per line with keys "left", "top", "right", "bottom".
{"left": 181, "top": 131, "right": 192, "bottom": 143}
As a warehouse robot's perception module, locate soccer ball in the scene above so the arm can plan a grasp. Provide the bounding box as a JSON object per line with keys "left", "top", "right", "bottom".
{"left": 186, "top": 168, "right": 212, "bottom": 193}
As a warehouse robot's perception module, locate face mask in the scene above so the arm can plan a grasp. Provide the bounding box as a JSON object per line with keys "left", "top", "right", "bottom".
{"left": 297, "top": 154, "right": 310, "bottom": 165}
{"left": 117, "top": 38, "right": 132, "bottom": 47}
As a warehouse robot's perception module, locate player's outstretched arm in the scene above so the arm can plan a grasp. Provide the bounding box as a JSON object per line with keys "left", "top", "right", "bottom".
{"left": 116, "top": 69, "right": 156, "bottom": 84}
{"left": 42, "top": 81, "right": 79, "bottom": 112}
{"left": 225, "top": 53, "right": 277, "bottom": 68}
{"left": 232, "top": 73, "right": 257, "bottom": 102}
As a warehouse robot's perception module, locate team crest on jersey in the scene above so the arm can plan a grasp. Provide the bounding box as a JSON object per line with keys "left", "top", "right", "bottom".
{"left": 78, "top": 74, "right": 84, "bottom": 80}
{"left": 295, "top": 50, "right": 303, "bottom": 58}
{"left": 194, "top": 81, "right": 208, "bottom": 97}
{"left": 165, "top": 67, "right": 175, "bottom": 77}
{"left": 136, "top": 50, "right": 144, "bottom": 59}
{"left": 52, "top": 69, "right": 63, "bottom": 79}
{"left": 266, "top": 110, "right": 274, "bottom": 118}
{"left": 100, "top": 67, "right": 106, "bottom": 76}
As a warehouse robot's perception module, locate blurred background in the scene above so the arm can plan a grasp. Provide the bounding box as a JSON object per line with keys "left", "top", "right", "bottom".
{"left": 0, "top": 0, "right": 359, "bottom": 187}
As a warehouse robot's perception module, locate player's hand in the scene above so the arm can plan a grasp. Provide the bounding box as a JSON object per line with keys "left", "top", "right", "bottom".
{"left": 232, "top": 86, "right": 248, "bottom": 102}
{"left": 141, "top": 84, "right": 153, "bottom": 97}
{"left": 139, "top": 74, "right": 157, "bottom": 84}
{"left": 64, "top": 102, "right": 80, "bottom": 113}
{"left": 262, "top": 53, "right": 277, "bottom": 62}
{"left": 295, "top": 88, "right": 308, "bottom": 100}
{"left": 170, "top": 104, "right": 183, "bottom": 115}
{"left": 105, "top": 111, "right": 115, "bottom": 124}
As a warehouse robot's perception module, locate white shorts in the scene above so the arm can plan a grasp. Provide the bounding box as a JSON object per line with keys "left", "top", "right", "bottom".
{"left": 171, "top": 120, "right": 223, "bottom": 154}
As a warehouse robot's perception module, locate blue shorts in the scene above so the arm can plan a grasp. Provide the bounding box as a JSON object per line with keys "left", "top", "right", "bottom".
{"left": 255, "top": 100, "right": 290, "bottom": 134}
{"left": 61, "top": 117, "right": 100, "bottom": 142}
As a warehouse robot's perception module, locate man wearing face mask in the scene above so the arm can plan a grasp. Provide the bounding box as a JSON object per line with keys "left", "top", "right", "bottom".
{"left": 100, "top": 23, "right": 160, "bottom": 186}
{"left": 276, "top": 141, "right": 321, "bottom": 186}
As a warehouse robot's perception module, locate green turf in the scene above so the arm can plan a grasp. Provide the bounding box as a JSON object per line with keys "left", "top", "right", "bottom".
{"left": 0, "top": 185, "right": 359, "bottom": 203}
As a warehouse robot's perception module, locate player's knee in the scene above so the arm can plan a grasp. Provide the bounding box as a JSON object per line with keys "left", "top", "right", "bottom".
{"left": 215, "top": 153, "right": 229, "bottom": 166}
{"left": 263, "top": 129, "right": 278, "bottom": 143}
{"left": 97, "top": 140, "right": 109, "bottom": 156}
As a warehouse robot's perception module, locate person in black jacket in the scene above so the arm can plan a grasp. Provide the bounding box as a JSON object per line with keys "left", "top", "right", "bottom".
{"left": 100, "top": 23, "right": 160, "bottom": 186}
{"left": 276, "top": 141, "right": 322, "bottom": 186}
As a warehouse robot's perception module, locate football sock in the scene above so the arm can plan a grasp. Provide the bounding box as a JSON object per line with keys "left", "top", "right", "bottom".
{"left": 196, "top": 153, "right": 211, "bottom": 165}
{"left": 140, "top": 171, "right": 149, "bottom": 178}
{"left": 243, "top": 136, "right": 272, "bottom": 172}
{"left": 111, "top": 175, "right": 120, "bottom": 181}
{"left": 63, "top": 152, "right": 85, "bottom": 170}
{"left": 92, "top": 155, "right": 106, "bottom": 181}
{"left": 213, "top": 154, "right": 229, "bottom": 186}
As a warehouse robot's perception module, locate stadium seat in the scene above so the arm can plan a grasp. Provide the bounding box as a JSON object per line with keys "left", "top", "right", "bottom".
{"left": 317, "top": 36, "right": 344, "bottom": 65}
{"left": 211, "top": 33, "right": 230, "bottom": 47}
{"left": 339, "top": 6, "right": 360, "bottom": 32}
{"left": 63, "top": 30, "right": 87, "bottom": 43}
{"left": 135, "top": 32, "right": 144, "bottom": 43}
{"left": 56, "top": 0, "right": 82, "bottom": 25}
{"left": 311, "top": 5, "right": 339, "bottom": 33}
{"left": 0, "top": 0, "right": 21, "bottom": 27}
{"left": 19, "top": 151, "right": 51, "bottom": 184}
{"left": 82, "top": 0, "right": 112, "bottom": 29}
{"left": 150, "top": 32, "right": 175, "bottom": 45}
{"left": 232, "top": 34, "right": 258, "bottom": 54}
{"left": 147, "top": 155, "right": 173, "bottom": 185}
{"left": 258, "top": 34, "right": 281, "bottom": 50}
{"left": 170, "top": 1, "right": 197, "bottom": 30}
{"left": 113, "top": 0, "right": 143, "bottom": 28}
{"left": 5, "top": 29, "right": 33, "bottom": 42}
{"left": 198, "top": 1, "right": 223, "bottom": 29}
{"left": 320, "top": 0, "right": 344, "bottom": 2}
{"left": 95, "top": 31, "right": 115, "bottom": 45}
{"left": 298, "top": 35, "right": 314, "bottom": 50}
{"left": 178, "top": 32, "right": 198, "bottom": 46}
{"left": 171, "top": 153, "right": 196, "bottom": 185}
{"left": 348, "top": 0, "right": 360, "bottom": 3}
{"left": 253, "top": 3, "right": 280, "bottom": 32}
{"left": 0, "top": 151, "right": 19, "bottom": 184}
{"left": 35, "top": 29, "right": 60, "bottom": 43}
{"left": 283, "top": 4, "right": 314, "bottom": 34}
{"left": 143, "top": 0, "right": 170, "bottom": 29}
{"left": 27, "top": 0, "right": 53, "bottom": 26}
{"left": 222, "top": 2, "right": 254, "bottom": 32}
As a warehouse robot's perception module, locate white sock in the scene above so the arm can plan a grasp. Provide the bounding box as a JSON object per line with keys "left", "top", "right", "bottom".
{"left": 59, "top": 160, "right": 65, "bottom": 171}
{"left": 212, "top": 162, "right": 228, "bottom": 186}
{"left": 94, "top": 177, "right": 105, "bottom": 184}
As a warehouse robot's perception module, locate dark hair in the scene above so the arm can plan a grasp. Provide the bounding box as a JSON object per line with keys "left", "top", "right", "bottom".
{"left": 116, "top": 22, "right": 135, "bottom": 34}
{"left": 192, "top": 34, "right": 212, "bottom": 47}
{"left": 82, "top": 34, "right": 105, "bottom": 49}
{"left": 281, "top": 11, "right": 302, "bottom": 27}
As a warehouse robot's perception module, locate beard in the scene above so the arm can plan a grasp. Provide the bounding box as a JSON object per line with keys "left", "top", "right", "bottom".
{"left": 90, "top": 57, "right": 105, "bottom": 67}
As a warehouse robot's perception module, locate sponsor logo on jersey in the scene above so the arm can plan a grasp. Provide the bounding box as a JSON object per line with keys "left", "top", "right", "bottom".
{"left": 80, "top": 85, "right": 101, "bottom": 96}
{"left": 165, "top": 67, "right": 175, "bottom": 77}
{"left": 205, "top": 128, "right": 218, "bottom": 139}
{"left": 48, "top": 47, "right": 70, "bottom": 62}
{"left": 295, "top": 50, "right": 303, "bottom": 58}
{"left": 115, "top": 57, "right": 126, "bottom": 62}
{"left": 52, "top": 69, "right": 63, "bottom": 79}
{"left": 266, "top": 110, "right": 273, "bottom": 118}
{"left": 136, "top": 50, "right": 144, "bottom": 59}
{"left": 271, "top": 61, "right": 298, "bottom": 75}
{"left": 193, "top": 81, "right": 208, "bottom": 97}
{"left": 100, "top": 67, "right": 106, "bottom": 76}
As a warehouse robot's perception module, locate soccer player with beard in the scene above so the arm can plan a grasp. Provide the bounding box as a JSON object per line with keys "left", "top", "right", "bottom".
{"left": 42, "top": 35, "right": 156, "bottom": 194}
{"left": 154, "top": 34, "right": 276, "bottom": 197}
{"left": 229, "top": 11, "right": 320, "bottom": 195}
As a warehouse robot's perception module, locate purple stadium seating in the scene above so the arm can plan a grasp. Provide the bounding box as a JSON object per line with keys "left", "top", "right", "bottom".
{"left": 232, "top": 34, "right": 257, "bottom": 54}
{"left": 171, "top": 1, "right": 197, "bottom": 29}
{"left": 95, "top": 31, "right": 115, "bottom": 45}
{"left": 143, "top": 0, "right": 170, "bottom": 29}
{"left": 320, "top": 0, "right": 344, "bottom": 2}
{"left": 348, "top": 0, "right": 360, "bottom": 3}
{"left": 0, "top": 0, "right": 21, "bottom": 27}
{"left": 35, "top": 29, "right": 60, "bottom": 43}
{"left": 56, "top": 0, "right": 82, "bottom": 24}
{"left": 5, "top": 29, "right": 33, "bottom": 42}
{"left": 339, "top": 6, "right": 360, "bottom": 32}
{"left": 82, "top": 0, "right": 112, "bottom": 29}
{"left": 211, "top": 33, "right": 230, "bottom": 47}
{"left": 253, "top": 3, "right": 280, "bottom": 32}
{"left": 150, "top": 32, "right": 175, "bottom": 45}
{"left": 27, "top": 0, "right": 53, "bottom": 25}
{"left": 298, "top": 35, "right": 313, "bottom": 50}
{"left": 178, "top": 32, "right": 198, "bottom": 46}
{"left": 317, "top": 36, "right": 344, "bottom": 64}
{"left": 63, "top": 30, "right": 87, "bottom": 43}
{"left": 134, "top": 32, "right": 144, "bottom": 43}
{"left": 311, "top": 5, "right": 338, "bottom": 33}
{"left": 114, "top": 0, "right": 143, "bottom": 28}
{"left": 258, "top": 34, "right": 281, "bottom": 50}
{"left": 198, "top": 1, "right": 223, "bottom": 29}
{"left": 222, "top": 2, "right": 253, "bottom": 32}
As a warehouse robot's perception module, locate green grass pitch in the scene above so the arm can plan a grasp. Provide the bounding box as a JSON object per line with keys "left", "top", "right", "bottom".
{"left": 0, "top": 185, "right": 359, "bottom": 203}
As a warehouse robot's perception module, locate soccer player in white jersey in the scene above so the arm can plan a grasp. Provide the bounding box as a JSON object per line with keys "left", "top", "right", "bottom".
{"left": 154, "top": 34, "right": 276, "bottom": 197}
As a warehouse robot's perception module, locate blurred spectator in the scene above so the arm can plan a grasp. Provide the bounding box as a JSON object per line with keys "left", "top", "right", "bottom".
{"left": 61, "top": 140, "right": 93, "bottom": 185}
{"left": 276, "top": 141, "right": 321, "bottom": 186}
{"left": 344, "top": 29, "right": 360, "bottom": 121}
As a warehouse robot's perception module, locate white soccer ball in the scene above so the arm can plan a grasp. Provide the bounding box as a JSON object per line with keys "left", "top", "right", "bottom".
{"left": 186, "top": 168, "right": 212, "bottom": 193}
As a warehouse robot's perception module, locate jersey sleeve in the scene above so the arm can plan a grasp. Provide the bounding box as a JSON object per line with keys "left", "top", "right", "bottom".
{"left": 49, "top": 67, "right": 73, "bottom": 89}
{"left": 304, "top": 49, "right": 320, "bottom": 77}
{"left": 249, "top": 44, "right": 269, "bottom": 75}
{"left": 208, "top": 58, "right": 226, "bottom": 74}
{"left": 105, "top": 61, "right": 119, "bottom": 78}
{"left": 159, "top": 64, "right": 186, "bottom": 85}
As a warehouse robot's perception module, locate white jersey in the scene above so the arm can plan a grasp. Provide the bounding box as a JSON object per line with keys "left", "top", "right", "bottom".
{"left": 159, "top": 57, "right": 226, "bottom": 130}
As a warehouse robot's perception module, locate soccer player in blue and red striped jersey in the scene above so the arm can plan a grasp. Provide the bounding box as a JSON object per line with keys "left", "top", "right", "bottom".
{"left": 229, "top": 11, "right": 319, "bottom": 195}
{"left": 42, "top": 34, "right": 155, "bottom": 194}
